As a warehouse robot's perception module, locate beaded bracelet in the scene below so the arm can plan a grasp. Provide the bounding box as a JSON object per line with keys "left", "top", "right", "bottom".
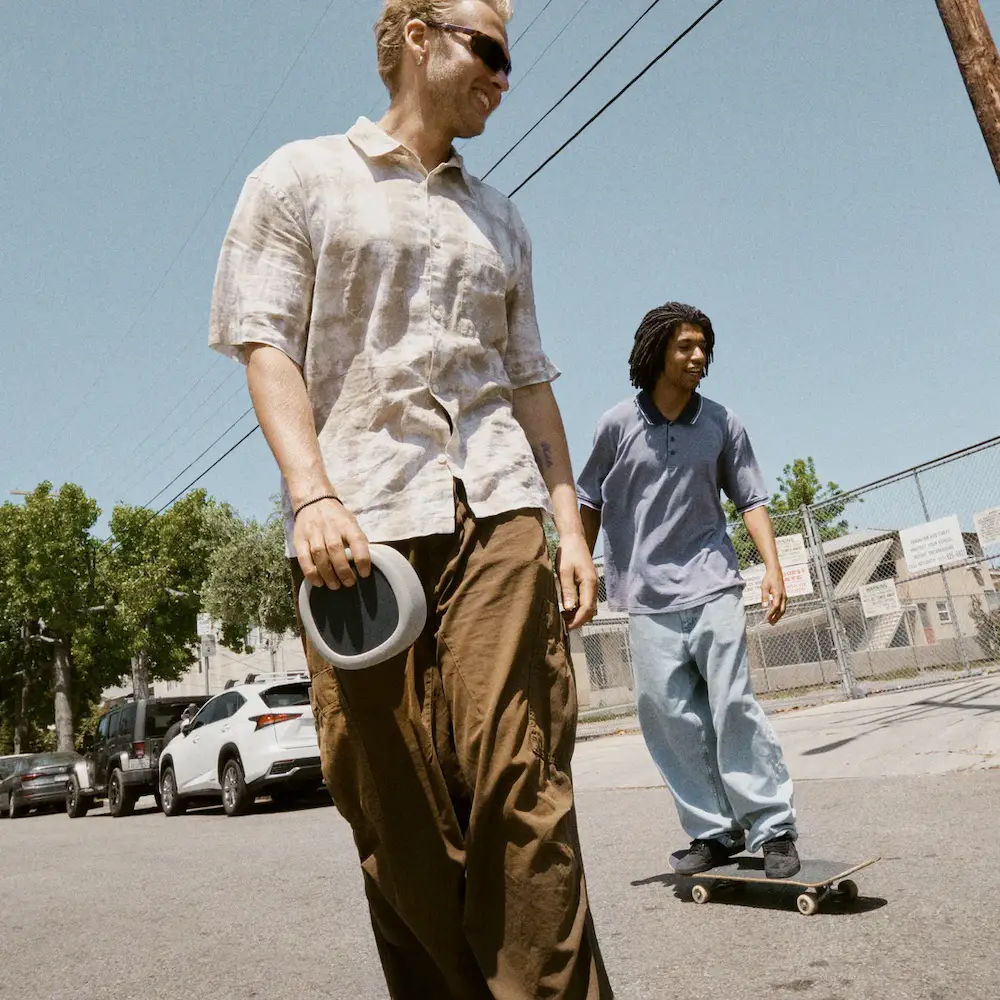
{"left": 293, "top": 494, "right": 343, "bottom": 519}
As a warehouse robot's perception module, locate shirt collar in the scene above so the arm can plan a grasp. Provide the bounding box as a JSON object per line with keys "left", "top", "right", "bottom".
{"left": 636, "top": 390, "right": 703, "bottom": 426}
{"left": 346, "top": 117, "right": 469, "bottom": 182}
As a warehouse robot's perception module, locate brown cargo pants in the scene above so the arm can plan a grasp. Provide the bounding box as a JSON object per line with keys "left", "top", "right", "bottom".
{"left": 291, "top": 491, "right": 613, "bottom": 1000}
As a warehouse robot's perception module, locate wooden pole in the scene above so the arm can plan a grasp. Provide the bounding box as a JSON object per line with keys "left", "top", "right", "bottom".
{"left": 935, "top": 0, "right": 1000, "bottom": 182}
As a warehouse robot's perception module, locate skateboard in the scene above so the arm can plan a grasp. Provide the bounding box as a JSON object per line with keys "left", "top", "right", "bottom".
{"left": 668, "top": 852, "right": 881, "bottom": 915}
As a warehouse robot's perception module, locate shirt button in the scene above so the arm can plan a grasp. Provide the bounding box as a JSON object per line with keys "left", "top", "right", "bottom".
{"left": 432, "top": 305, "right": 443, "bottom": 321}
{"left": 437, "top": 455, "right": 448, "bottom": 465}
{"left": 432, "top": 238, "right": 442, "bottom": 248}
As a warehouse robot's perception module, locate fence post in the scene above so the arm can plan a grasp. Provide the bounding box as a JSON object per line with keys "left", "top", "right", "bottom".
{"left": 912, "top": 470, "right": 972, "bottom": 676}
{"left": 802, "top": 504, "right": 860, "bottom": 698}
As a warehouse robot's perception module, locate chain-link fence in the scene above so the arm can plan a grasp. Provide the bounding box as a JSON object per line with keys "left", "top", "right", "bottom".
{"left": 576, "top": 435, "right": 1000, "bottom": 716}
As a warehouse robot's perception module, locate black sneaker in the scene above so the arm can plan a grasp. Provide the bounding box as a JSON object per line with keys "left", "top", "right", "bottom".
{"left": 673, "top": 835, "right": 746, "bottom": 875}
{"left": 762, "top": 835, "right": 801, "bottom": 878}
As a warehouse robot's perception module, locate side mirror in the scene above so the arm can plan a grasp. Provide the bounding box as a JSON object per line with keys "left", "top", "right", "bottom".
{"left": 180, "top": 719, "right": 193, "bottom": 736}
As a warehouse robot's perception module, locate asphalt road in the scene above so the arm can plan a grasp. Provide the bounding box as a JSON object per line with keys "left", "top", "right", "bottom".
{"left": 1, "top": 772, "right": 998, "bottom": 1000}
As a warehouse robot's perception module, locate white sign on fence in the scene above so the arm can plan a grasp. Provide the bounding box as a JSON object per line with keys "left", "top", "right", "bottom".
{"left": 899, "top": 515, "right": 967, "bottom": 575}
{"left": 783, "top": 564, "right": 815, "bottom": 597}
{"left": 973, "top": 506, "right": 1000, "bottom": 547}
{"left": 775, "top": 533, "right": 809, "bottom": 567}
{"left": 741, "top": 562, "right": 813, "bottom": 601}
{"left": 741, "top": 564, "right": 766, "bottom": 602}
{"left": 859, "top": 578, "right": 901, "bottom": 618}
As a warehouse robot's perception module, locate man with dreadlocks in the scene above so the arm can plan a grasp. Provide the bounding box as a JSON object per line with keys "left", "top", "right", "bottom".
{"left": 576, "top": 302, "right": 801, "bottom": 879}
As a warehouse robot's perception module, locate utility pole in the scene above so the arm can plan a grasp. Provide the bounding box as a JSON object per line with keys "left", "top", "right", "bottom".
{"left": 935, "top": 0, "right": 1000, "bottom": 183}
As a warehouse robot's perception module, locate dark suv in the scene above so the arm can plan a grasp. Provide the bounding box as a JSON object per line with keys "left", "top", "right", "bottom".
{"left": 67, "top": 695, "right": 209, "bottom": 818}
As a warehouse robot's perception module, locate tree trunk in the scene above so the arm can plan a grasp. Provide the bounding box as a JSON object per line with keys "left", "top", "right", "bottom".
{"left": 52, "top": 641, "right": 74, "bottom": 752}
{"left": 14, "top": 673, "right": 30, "bottom": 754}
{"left": 131, "top": 651, "right": 150, "bottom": 700}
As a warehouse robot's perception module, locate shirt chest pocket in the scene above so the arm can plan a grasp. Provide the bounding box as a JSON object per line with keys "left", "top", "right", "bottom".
{"left": 457, "top": 241, "right": 509, "bottom": 347}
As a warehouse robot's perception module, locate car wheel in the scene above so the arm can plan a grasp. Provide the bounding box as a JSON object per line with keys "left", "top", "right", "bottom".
{"left": 66, "top": 776, "right": 93, "bottom": 818}
{"left": 153, "top": 789, "right": 163, "bottom": 812}
{"left": 160, "top": 766, "right": 186, "bottom": 817}
{"left": 221, "top": 758, "right": 252, "bottom": 817}
{"left": 9, "top": 794, "right": 27, "bottom": 819}
{"left": 107, "top": 769, "right": 137, "bottom": 818}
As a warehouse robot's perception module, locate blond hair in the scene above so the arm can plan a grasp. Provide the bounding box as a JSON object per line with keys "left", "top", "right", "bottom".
{"left": 374, "top": 1, "right": 513, "bottom": 94}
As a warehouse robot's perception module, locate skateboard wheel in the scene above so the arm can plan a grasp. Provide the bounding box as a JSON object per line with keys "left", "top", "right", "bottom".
{"left": 691, "top": 884, "right": 711, "bottom": 905}
{"left": 796, "top": 893, "right": 819, "bottom": 916}
{"left": 838, "top": 879, "right": 858, "bottom": 902}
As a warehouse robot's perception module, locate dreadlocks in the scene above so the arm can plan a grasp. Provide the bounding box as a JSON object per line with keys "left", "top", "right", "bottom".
{"left": 628, "top": 302, "right": 716, "bottom": 391}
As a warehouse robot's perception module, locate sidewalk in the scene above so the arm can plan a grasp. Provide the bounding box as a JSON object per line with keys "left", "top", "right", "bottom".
{"left": 572, "top": 675, "right": 1000, "bottom": 791}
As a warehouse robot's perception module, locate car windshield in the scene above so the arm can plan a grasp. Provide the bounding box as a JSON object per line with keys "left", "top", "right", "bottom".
{"left": 260, "top": 683, "right": 311, "bottom": 708}
{"left": 26, "top": 752, "right": 79, "bottom": 768}
{"left": 144, "top": 704, "right": 193, "bottom": 737}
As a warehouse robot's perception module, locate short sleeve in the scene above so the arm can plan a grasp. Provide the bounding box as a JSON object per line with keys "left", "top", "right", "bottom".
{"left": 208, "top": 172, "right": 315, "bottom": 367}
{"left": 576, "top": 415, "right": 619, "bottom": 511}
{"left": 719, "top": 410, "right": 769, "bottom": 513}
{"left": 502, "top": 207, "right": 560, "bottom": 388}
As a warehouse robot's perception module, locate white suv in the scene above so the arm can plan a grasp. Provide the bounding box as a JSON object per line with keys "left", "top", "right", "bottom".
{"left": 158, "top": 674, "right": 325, "bottom": 817}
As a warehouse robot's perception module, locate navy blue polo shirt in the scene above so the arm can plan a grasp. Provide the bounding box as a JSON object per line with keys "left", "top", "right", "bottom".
{"left": 577, "top": 391, "right": 769, "bottom": 614}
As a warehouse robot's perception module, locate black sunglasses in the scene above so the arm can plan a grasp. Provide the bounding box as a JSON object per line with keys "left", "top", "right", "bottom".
{"left": 425, "top": 22, "right": 512, "bottom": 78}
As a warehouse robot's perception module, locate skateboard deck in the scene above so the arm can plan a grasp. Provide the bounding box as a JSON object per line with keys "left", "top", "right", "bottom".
{"left": 668, "top": 853, "right": 881, "bottom": 915}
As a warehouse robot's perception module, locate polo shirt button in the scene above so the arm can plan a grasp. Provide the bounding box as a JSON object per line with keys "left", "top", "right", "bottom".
{"left": 432, "top": 305, "right": 443, "bottom": 321}
{"left": 432, "top": 238, "right": 442, "bottom": 248}
{"left": 437, "top": 455, "right": 448, "bottom": 465}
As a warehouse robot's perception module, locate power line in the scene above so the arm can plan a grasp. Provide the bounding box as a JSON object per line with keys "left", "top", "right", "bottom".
{"left": 153, "top": 424, "right": 261, "bottom": 516}
{"left": 458, "top": 0, "right": 593, "bottom": 154}
{"left": 104, "top": 369, "right": 245, "bottom": 500}
{"left": 481, "top": 0, "right": 667, "bottom": 181}
{"left": 142, "top": 405, "right": 255, "bottom": 509}
{"left": 507, "top": 0, "right": 727, "bottom": 197}
{"left": 50, "top": 0, "right": 338, "bottom": 460}
{"left": 505, "top": 0, "right": 595, "bottom": 101}
{"left": 86, "top": 356, "right": 228, "bottom": 491}
{"left": 510, "top": 0, "right": 561, "bottom": 49}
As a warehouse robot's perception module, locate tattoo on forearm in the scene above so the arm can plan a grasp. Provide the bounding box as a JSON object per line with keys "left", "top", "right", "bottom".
{"left": 540, "top": 442, "right": 555, "bottom": 469}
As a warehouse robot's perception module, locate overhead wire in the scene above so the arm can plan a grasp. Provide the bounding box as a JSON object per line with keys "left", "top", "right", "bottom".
{"left": 481, "top": 0, "right": 667, "bottom": 181}
{"left": 507, "top": 0, "right": 727, "bottom": 197}
{"left": 143, "top": 407, "right": 256, "bottom": 510}
{"left": 126, "top": 378, "right": 249, "bottom": 501}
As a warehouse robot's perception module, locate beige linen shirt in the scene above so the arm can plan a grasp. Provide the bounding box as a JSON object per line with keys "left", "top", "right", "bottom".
{"left": 209, "top": 118, "right": 558, "bottom": 548}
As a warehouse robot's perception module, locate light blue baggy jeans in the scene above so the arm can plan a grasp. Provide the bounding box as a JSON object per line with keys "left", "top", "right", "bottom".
{"left": 628, "top": 589, "right": 796, "bottom": 852}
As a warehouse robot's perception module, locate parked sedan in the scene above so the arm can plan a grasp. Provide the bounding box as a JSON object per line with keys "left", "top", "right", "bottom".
{"left": 0, "top": 751, "right": 82, "bottom": 818}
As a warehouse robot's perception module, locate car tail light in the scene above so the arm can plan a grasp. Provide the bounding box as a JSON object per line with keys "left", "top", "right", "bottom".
{"left": 22, "top": 772, "right": 43, "bottom": 782}
{"left": 132, "top": 741, "right": 146, "bottom": 759}
{"left": 250, "top": 713, "right": 303, "bottom": 731}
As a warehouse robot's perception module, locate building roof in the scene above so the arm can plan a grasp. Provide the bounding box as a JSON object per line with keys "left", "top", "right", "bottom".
{"left": 821, "top": 529, "right": 896, "bottom": 557}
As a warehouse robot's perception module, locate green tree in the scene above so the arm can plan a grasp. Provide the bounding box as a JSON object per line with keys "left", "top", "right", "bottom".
{"left": 201, "top": 506, "right": 297, "bottom": 659}
{"left": 724, "top": 457, "right": 853, "bottom": 569}
{"left": 0, "top": 483, "right": 101, "bottom": 751}
{"left": 103, "top": 490, "right": 237, "bottom": 697}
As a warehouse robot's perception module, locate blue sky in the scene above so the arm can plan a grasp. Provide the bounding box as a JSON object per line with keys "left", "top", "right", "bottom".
{"left": 2, "top": 0, "right": 998, "bottom": 536}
